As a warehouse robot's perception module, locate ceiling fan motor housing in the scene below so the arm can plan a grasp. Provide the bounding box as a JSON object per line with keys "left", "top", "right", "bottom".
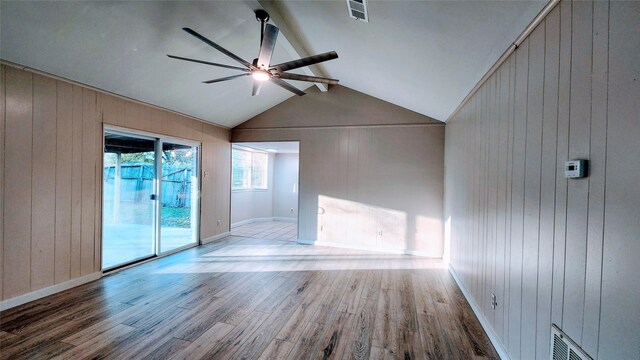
{"left": 255, "top": 10, "right": 270, "bottom": 23}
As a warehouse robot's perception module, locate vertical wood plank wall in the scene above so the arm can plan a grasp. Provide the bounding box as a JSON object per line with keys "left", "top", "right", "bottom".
{"left": 444, "top": 1, "right": 640, "bottom": 359}
{"left": 232, "top": 125, "right": 445, "bottom": 256}
{"left": 232, "top": 85, "right": 445, "bottom": 256}
{"left": 0, "top": 64, "right": 231, "bottom": 302}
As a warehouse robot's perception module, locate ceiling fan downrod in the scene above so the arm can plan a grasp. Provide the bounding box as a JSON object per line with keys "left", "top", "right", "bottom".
{"left": 255, "top": 10, "right": 270, "bottom": 49}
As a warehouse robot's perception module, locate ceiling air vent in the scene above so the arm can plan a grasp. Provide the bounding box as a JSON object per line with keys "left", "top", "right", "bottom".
{"left": 346, "top": 0, "right": 368, "bottom": 22}
{"left": 551, "top": 325, "right": 593, "bottom": 360}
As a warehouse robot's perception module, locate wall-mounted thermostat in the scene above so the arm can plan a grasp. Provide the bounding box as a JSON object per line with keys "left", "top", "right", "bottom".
{"left": 565, "top": 160, "right": 588, "bottom": 179}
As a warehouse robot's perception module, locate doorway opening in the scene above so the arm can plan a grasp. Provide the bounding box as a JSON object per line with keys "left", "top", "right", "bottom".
{"left": 230, "top": 141, "right": 299, "bottom": 242}
{"left": 102, "top": 127, "right": 200, "bottom": 271}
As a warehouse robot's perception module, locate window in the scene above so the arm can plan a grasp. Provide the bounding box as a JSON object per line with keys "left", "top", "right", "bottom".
{"left": 232, "top": 148, "right": 268, "bottom": 190}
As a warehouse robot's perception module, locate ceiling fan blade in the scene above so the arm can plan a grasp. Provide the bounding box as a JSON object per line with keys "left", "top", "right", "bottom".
{"left": 270, "top": 78, "right": 305, "bottom": 96}
{"left": 252, "top": 80, "right": 263, "bottom": 96}
{"left": 277, "top": 73, "right": 339, "bottom": 85}
{"left": 182, "top": 27, "right": 253, "bottom": 68}
{"left": 202, "top": 73, "right": 250, "bottom": 84}
{"left": 270, "top": 51, "right": 338, "bottom": 72}
{"left": 167, "top": 55, "right": 249, "bottom": 72}
{"left": 257, "top": 24, "right": 279, "bottom": 69}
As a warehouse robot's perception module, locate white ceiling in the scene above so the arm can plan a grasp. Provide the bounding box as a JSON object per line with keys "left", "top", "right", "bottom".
{"left": 0, "top": 0, "right": 545, "bottom": 126}
{"left": 234, "top": 141, "right": 299, "bottom": 154}
{"left": 271, "top": 0, "right": 546, "bottom": 121}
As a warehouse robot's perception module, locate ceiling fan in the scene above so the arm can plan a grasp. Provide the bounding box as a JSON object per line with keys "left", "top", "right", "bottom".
{"left": 168, "top": 10, "right": 339, "bottom": 96}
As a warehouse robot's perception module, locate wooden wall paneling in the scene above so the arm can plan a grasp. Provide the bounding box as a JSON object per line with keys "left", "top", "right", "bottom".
{"left": 503, "top": 54, "right": 516, "bottom": 341}
{"left": 562, "top": 0, "right": 593, "bottom": 341}
{"left": 70, "top": 85, "right": 83, "bottom": 278}
{"left": 550, "top": 0, "right": 572, "bottom": 330}
{"left": 494, "top": 62, "right": 509, "bottom": 340}
{"left": 319, "top": 129, "right": 339, "bottom": 244}
{"left": 164, "top": 113, "right": 177, "bottom": 138}
{"left": 80, "top": 88, "right": 96, "bottom": 275}
{"left": 31, "top": 74, "right": 57, "bottom": 291}
{"left": 490, "top": 74, "right": 500, "bottom": 323}
{"left": 94, "top": 93, "right": 103, "bottom": 272}
{"left": 3, "top": 66, "right": 33, "bottom": 299}
{"left": 215, "top": 131, "right": 230, "bottom": 236}
{"left": 357, "top": 128, "right": 373, "bottom": 247}
{"left": 487, "top": 73, "right": 500, "bottom": 328}
{"left": 520, "top": 24, "right": 545, "bottom": 359}
{"left": 137, "top": 103, "right": 152, "bottom": 133}
{"left": 478, "top": 87, "right": 487, "bottom": 305}
{"left": 480, "top": 80, "right": 488, "bottom": 318}
{"left": 464, "top": 96, "right": 474, "bottom": 289}
{"left": 193, "top": 118, "right": 204, "bottom": 141}
{"left": 507, "top": 37, "right": 529, "bottom": 355}
{"left": 471, "top": 90, "right": 480, "bottom": 304}
{"left": 580, "top": 1, "right": 608, "bottom": 355}
{"left": 100, "top": 93, "right": 117, "bottom": 125}
{"left": 124, "top": 101, "right": 140, "bottom": 131}
{"left": 599, "top": 1, "right": 640, "bottom": 358}
{"left": 200, "top": 128, "right": 215, "bottom": 239}
{"left": 344, "top": 128, "right": 359, "bottom": 244}
{"left": 0, "top": 65, "right": 5, "bottom": 299}
{"left": 54, "top": 81, "right": 73, "bottom": 283}
{"left": 535, "top": 7, "right": 561, "bottom": 359}
{"left": 298, "top": 132, "right": 313, "bottom": 242}
{"left": 336, "top": 128, "right": 350, "bottom": 243}
{"left": 117, "top": 97, "right": 128, "bottom": 128}
{"left": 480, "top": 82, "right": 489, "bottom": 316}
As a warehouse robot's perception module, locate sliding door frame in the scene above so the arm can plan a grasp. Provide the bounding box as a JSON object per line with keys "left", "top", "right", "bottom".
{"left": 102, "top": 125, "right": 202, "bottom": 271}
{"left": 157, "top": 136, "right": 201, "bottom": 257}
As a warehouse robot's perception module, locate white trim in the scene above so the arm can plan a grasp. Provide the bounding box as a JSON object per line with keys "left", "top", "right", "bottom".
{"left": 0, "top": 272, "right": 102, "bottom": 311}
{"left": 272, "top": 217, "right": 297, "bottom": 223}
{"left": 202, "top": 231, "right": 231, "bottom": 244}
{"left": 231, "top": 217, "right": 293, "bottom": 228}
{"left": 296, "top": 239, "right": 442, "bottom": 258}
{"left": 448, "top": 265, "right": 510, "bottom": 360}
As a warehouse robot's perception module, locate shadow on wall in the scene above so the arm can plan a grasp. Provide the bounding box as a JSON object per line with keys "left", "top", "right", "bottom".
{"left": 315, "top": 195, "right": 443, "bottom": 257}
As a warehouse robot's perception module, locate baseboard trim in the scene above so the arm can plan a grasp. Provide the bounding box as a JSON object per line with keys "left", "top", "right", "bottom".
{"left": 231, "top": 217, "right": 297, "bottom": 228}
{"left": 0, "top": 272, "right": 102, "bottom": 311}
{"left": 448, "top": 265, "right": 510, "bottom": 360}
{"left": 272, "top": 217, "right": 296, "bottom": 223}
{"left": 297, "top": 239, "right": 442, "bottom": 258}
{"left": 202, "top": 231, "right": 231, "bottom": 244}
{"left": 231, "top": 217, "right": 273, "bottom": 228}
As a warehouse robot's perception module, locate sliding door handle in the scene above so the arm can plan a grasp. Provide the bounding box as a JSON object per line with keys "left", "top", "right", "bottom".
{"left": 150, "top": 194, "right": 158, "bottom": 200}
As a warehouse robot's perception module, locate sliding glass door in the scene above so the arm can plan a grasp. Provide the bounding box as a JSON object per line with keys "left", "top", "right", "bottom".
{"left": 160, "top": 141, "right": 199, "bottom": 253}
{"left": 103, "top": 133, "right": 157, "bottom": 269}
{"left": 102, "top": 129, "right": 200, "bottom": 270}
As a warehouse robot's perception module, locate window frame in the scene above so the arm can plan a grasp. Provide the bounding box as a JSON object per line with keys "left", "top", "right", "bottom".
{"left": 231, "top": 147, "right": 269, "bottom": 191}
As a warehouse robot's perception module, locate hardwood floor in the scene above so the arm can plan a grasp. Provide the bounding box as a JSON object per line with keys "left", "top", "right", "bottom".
{"left": 0, "top": 237, "right": 498, "bottom": 359}
{"left": 231, "top": 220, "right": 297, "bottom": 242}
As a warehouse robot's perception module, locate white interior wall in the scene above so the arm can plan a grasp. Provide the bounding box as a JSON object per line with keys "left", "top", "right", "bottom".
{"left": 231, "top": 152, "right": 275, "bottom": 225}
{"left": 444, "top": 1, "right": 639, "bottom": 359}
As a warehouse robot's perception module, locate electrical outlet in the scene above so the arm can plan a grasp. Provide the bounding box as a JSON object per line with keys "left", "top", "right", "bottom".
{"left": 491, "top": 293, "right": 498, "bottom": 309}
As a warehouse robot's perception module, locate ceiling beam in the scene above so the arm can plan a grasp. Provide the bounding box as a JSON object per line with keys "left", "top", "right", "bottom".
{"left": 245, "top": 0, "right": 329, "bottom": 92}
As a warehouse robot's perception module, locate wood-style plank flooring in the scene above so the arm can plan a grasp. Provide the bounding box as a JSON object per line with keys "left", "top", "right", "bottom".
{"left": 0, "top": 237, "right": 498, "bottom": 359}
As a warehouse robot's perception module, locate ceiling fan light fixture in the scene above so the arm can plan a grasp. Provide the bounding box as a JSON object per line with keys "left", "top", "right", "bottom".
{"left": 252, "top": 71, "right": 270, "bottom": 82}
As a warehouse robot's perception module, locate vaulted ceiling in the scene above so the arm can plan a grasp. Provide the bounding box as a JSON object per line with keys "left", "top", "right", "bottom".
{"left": 0, "top": 0, "right": 545, "bottom": 127}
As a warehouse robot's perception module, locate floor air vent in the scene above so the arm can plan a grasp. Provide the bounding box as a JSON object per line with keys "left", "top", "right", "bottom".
{"left": 346, "top": 0, "right": 368, "bottom": 22}
{"left": 551, "top": 325, "right": 593, "bottom": 360}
